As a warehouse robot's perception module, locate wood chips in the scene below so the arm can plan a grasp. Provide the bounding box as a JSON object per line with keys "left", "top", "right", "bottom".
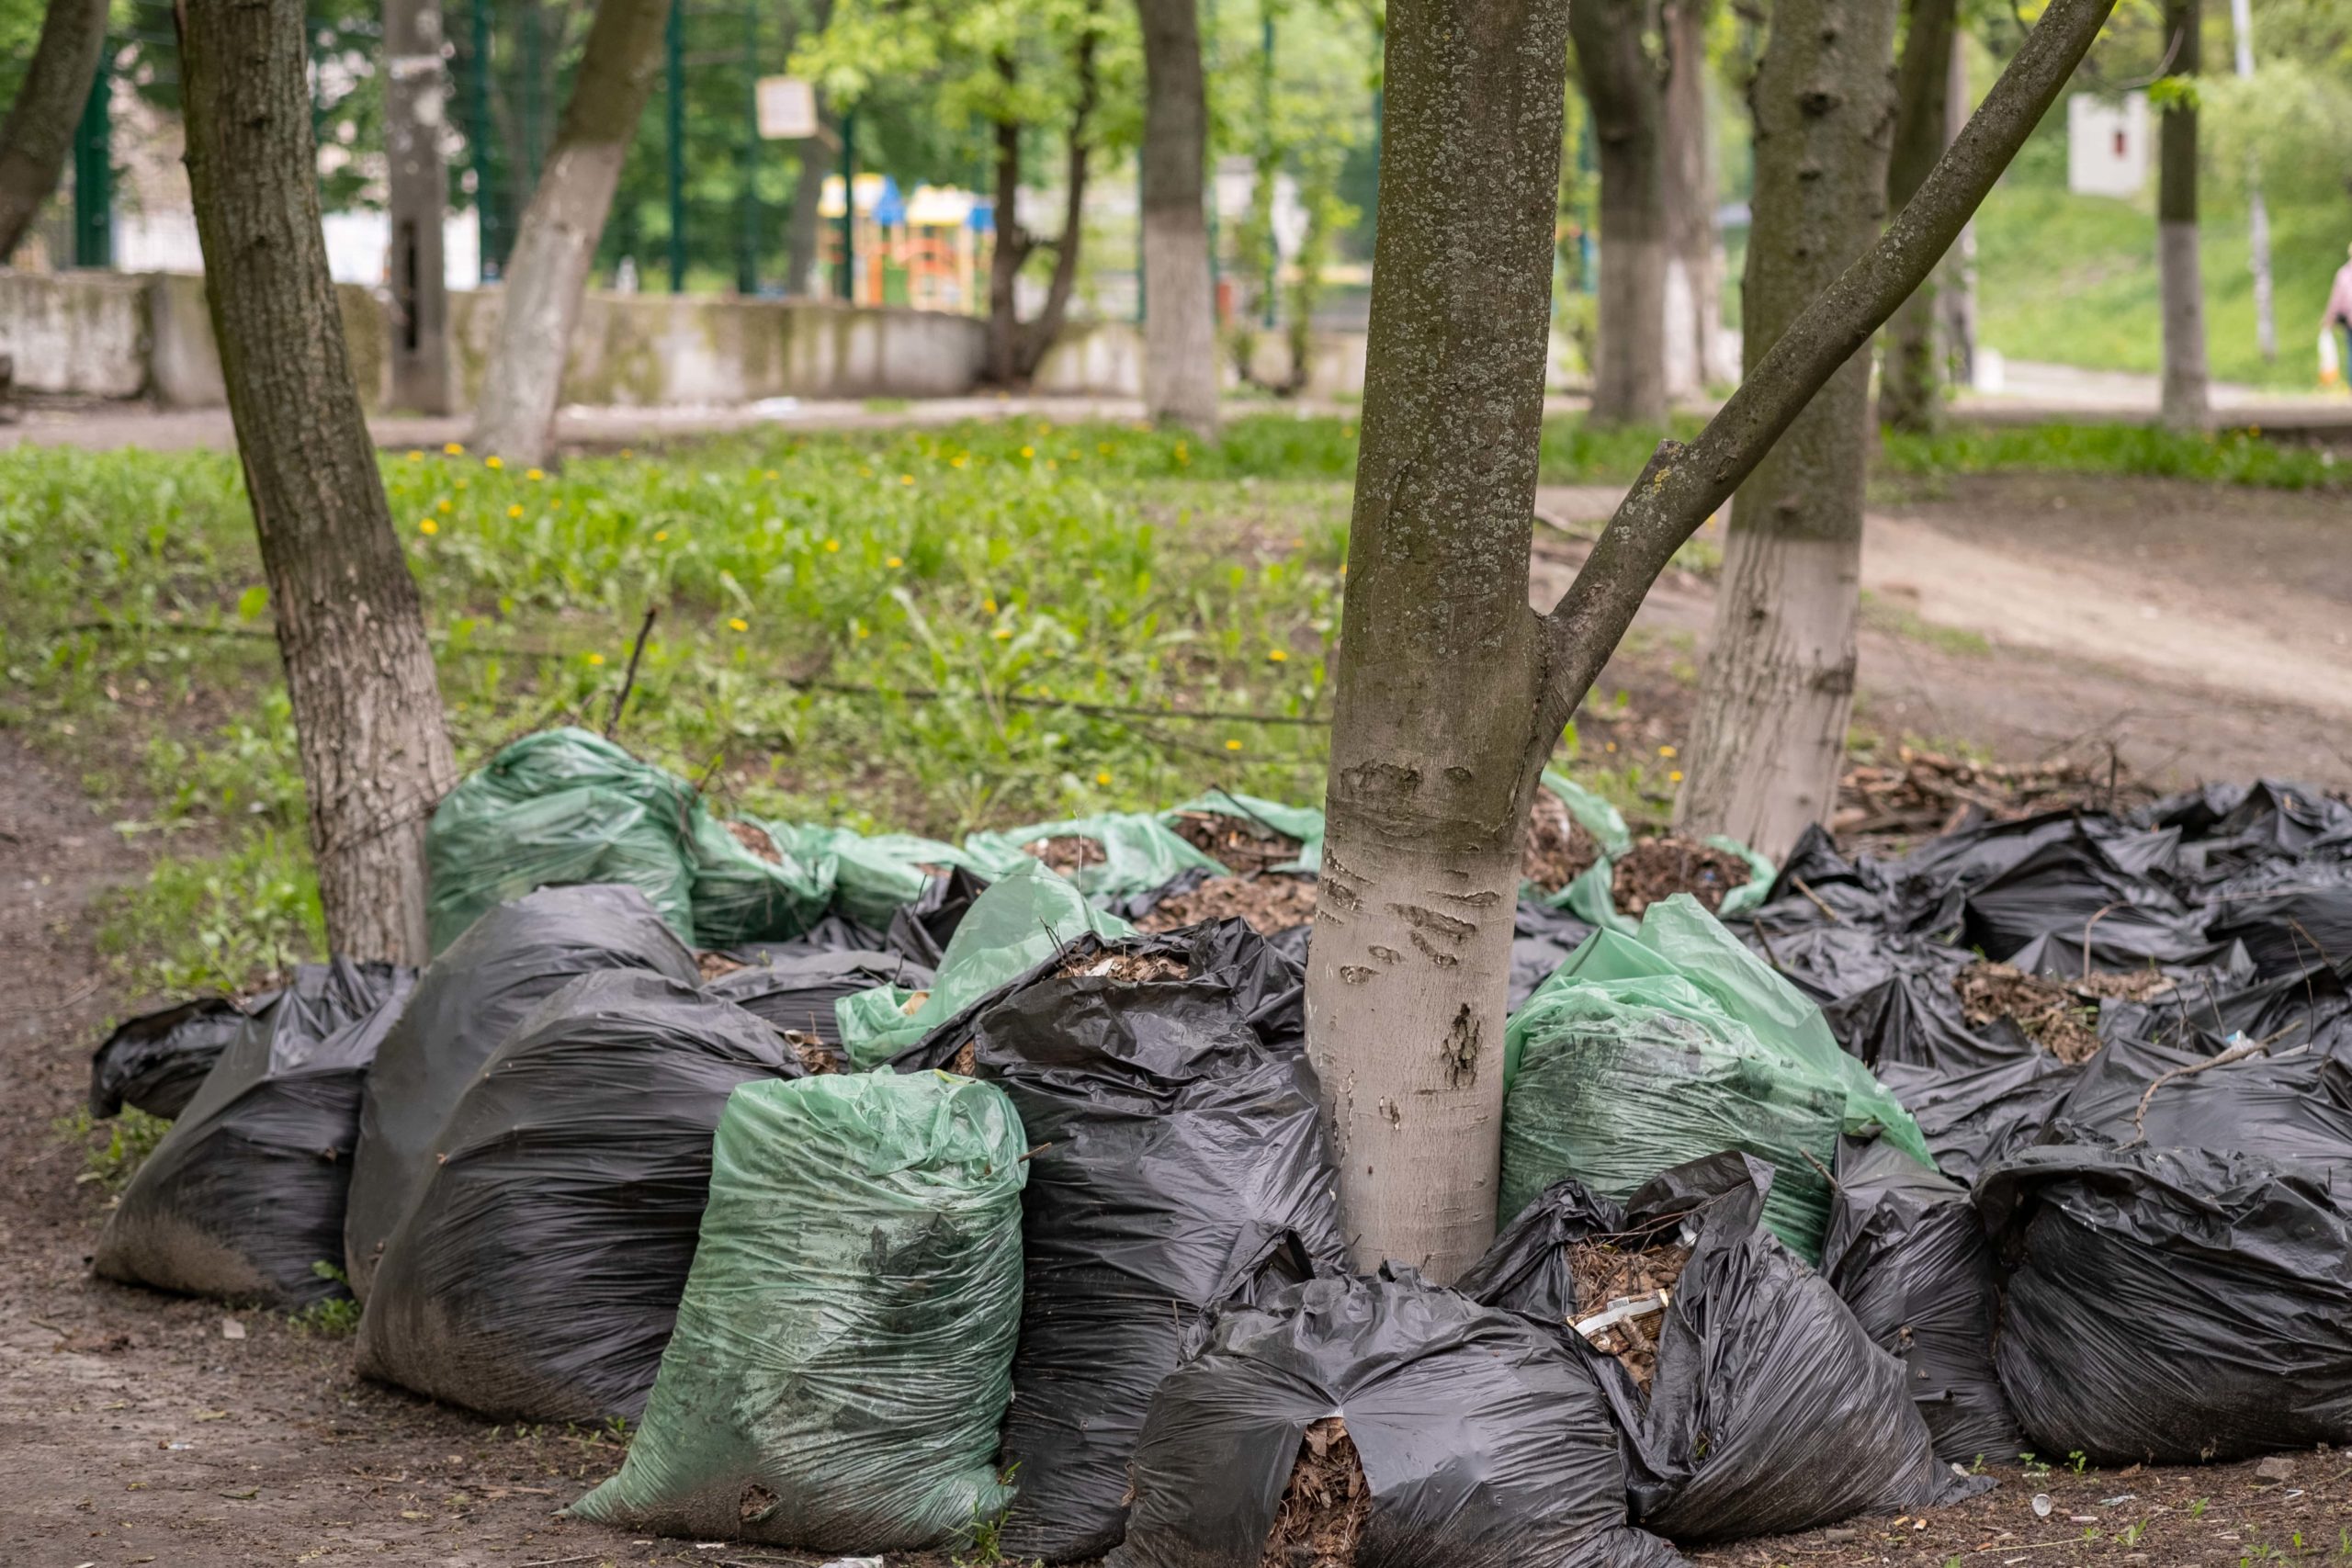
{"left": 1611, "top": 836, "right": 1752, "bottom": 918}
{"left": 1522, "top": 789, "right": 1604, "bottom": 894}
{"left": 1054, "top": 949, "right": 1193, "bottom": 983}
{"left": 1169, "top": 810, "right": 1306, "bottom": 875}
{"left": 1567, "top": 1240, "right": 1692, "bottom": 1394}
{"left": 1136, "top": 874, "right": 1318, "bottom": 936}
{"left": 1261, "top": 1416, "right": 1371, "bottom": 1568}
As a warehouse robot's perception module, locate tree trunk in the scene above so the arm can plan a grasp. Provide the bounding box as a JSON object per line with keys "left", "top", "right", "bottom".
{"left": 1937, "top": 36, "right": 1977, "bottom": 386}
{"left": 986, "top": 97, "right": 1033, "bottom": 387}
{"left": 2157, "top": 0, "right": 2208, "bottom": 430}
{"left": 1661, "top": 0, "right": 1723, "bottom": 400}
{"left": 1572, "top": 0, "right": 1670, "bottom": 426}
{"left": 1136, "top": 0, "right": 1220, "bottom": 434}
{"left": 1306, "top": 0, "right": 2121, "bottom": 1274}
{"left": 1013, "top": 23, "right": 1098, "bottom": 383}
{"left": 1877, "top": 0, "right": 1956, "bottom": 434}
{"left": 175, "top": 0, "right": 458, "bottom": 966}
{"left": 386, "top": 0, "right": 452, "bottom": 413}
{"left": 471, "top": 0, "right": 673, "bottom": 468}
{"left": 0, "top": 0, "right": 109, "bottom": 262}
{"left": 783, "top": 127, "right": 831, "bottom": 297}
{"left": 1676, "top": 0, "right": 1897, "bottom": 860}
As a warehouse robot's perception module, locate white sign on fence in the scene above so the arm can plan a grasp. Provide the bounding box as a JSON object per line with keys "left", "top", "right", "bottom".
{"left": 756, "top": 76, "right": 819, "bottom": 140}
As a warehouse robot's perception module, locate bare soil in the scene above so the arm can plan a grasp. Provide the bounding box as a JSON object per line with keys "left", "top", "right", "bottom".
{"left": 1135, "top": 874, "right": 1318, "bottom": 935}
{"left": 1612, "top": 836, "right": 1753, "bottom": 918}
{"left": 1261, "top": 1416, "right": 1370, "bottom": 1568}
{"left": 1522, "top": 790, "right": 1604, "bottom": 894}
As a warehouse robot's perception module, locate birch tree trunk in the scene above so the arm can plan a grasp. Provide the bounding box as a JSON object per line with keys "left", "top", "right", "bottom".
{"left": 1675, "top": 0, "right": 1897, "bottom": 860}
{"left": 470, "top": 0, "right": 673, "bottom": 468}
{"left": 1877, "top": 0, "right": 1957, "bottom": 433}
{"left": 176, "top": 0, "right": 458, "bottom": 965}
{"left": 1572, "top": 0, "right": 1670, "bottom": 425}
{"left": 1661, "top": 0, "right": 1724, "bottom": 400}
{"left": 0, "top": 0, "right": 109, "bottom": 261}
{"left": 1136, "top": 0, "right": 1221, "bottom": 433}
{"left": 2157, "top": 0, "right": 2209, "bottom": 430}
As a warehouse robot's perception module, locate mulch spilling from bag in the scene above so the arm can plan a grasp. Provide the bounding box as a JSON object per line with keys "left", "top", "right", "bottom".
{"left": 1566, "top": 1240, "right": 1692, "bottom": 1394}
{"left": 1027, "top": 835, "right": 1109, "bottom": 874}
{"left": 1136, "top": 874, "right": 1317, "bottom": 935}
{"left": 1261, "top": 1417, "right": 1370, "bottom": 1568}
{"left": 1612, "top": 836, "right": 1753, "bottom": 917}
{"left": 726, "top": 819, "right": 784, "bottom": 863}
{"left": 697, "top": 951, "right": 746, "bottom": 981}
{"left": 1522, "top": 789, "right": 1603, "bottom": 893}
{"left": 1954, "top": 961, "right": 2172, "bottom": 1065}
{"left": 1168, "top": 810, "right": 1306, "bottom": 875}
{"left": 1057, "top": 949, "right": 1192, "bottom": 983}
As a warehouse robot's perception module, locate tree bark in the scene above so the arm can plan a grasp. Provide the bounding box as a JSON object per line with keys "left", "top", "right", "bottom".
{"left": 983, "top": 20, "right": 1097, "bottom": 387}
{"left": 470, "top": 0, "right": 674, "bottom": 468}
{"left": 1136, "top": 0, "right": 1220, "bottom": 434}
{"left": 1572, "top": 0, "right": 1670, "bottom": 425}
{"left": 1877, "top": 0, "right": 1956, "bottom": 434}
{"left": 0, "top": 0, "right": 109, "bottom": 263}
{"left": 1676, "top": 0, "right": 1897, "bottom": 859}
{"left": 781, "top": 0, "right": 835, "bottom": 298}
{"left": 175, "top": 0, "right": 458, "bottom": 966}
{"left": 2157, "top": 0, "right": 2208, "bottom": 430}
{"left": 1661, "top": 0, "right": 1724, "bottom": 400}
{"left": 386, "top": 0, "right": 453, "bottom": 412}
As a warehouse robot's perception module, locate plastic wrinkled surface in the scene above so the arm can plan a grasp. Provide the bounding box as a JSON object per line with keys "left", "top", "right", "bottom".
{"left": 1500, "top": 897, "right": 1928, "bottom": 1259}
{"left": 960, "top": 812, "right": 1228, "bottom": 897}
{"left": 1465, "top": 1153, "right": 1982, "bottom": 1544}
{"left": 1978, "top": 1145, "right": 2352, "bottom": 1463}
{"left": 795, "top": 827, "right": 978, "bottom": 931}
{"left": 688, "top": 814, "right": 839, "bottom": 946}
{"left": 345, "top": 884, "right": 699, "bottom": 1300}
{"left": 96, "top": 960, "right": 414, "bottom": 1306}
{"left": 1161, "top": 788, "right": 1328, "bottom": 874}
{"left": 1821, "top": 1134, "right": 2019, "bottom": 1463}
{"left": 356, "top": 970, "right": 797, "bottom": 1422}
{"left": 1107, "top": 1267, "right": 1685, "bottom": 1568}
{"left": 89, "top": 989, "right": 280, "bottom": 1121}
{"left": 425, "top": 728, "right": 707, "bottom": 952}
{"left": 970, "top": 924, "right": 1346, "bottom": 1562}
{"left": 567, "top": 1071, "right": 1026, "bottom": 1553}
{"left": 708, "top": 949, "right": 933, "bottom": 1056}
{"left": 835, "top": 861, "right": 1134, "bottom": 1068}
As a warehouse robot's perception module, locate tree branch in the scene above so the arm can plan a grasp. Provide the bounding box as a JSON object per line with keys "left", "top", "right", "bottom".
{"left": 1533, "top": 0, "right": 2120, "bottom": 742}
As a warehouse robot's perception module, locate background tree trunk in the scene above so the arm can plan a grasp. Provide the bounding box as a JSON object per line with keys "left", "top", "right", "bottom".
{"left": 984, "top": 21, "right": 1098, "bottom": 387}
{"left": 471, "top": 0, "right": 673, "bottom": 468}
{"left": 1937, "top": 37, "right": 1977, "bottom": 386}
{"left": 0, "top": 0, "right": 109, "bottom": 262}
{"left": 1572, "top": 0, "right": 1670, "bottom": 425}
{"left": 783, "top": 122, "right": 832, "bottom": 297}
{"left": 1661, "top": 0, "right": 1724, "bottom": 400}
{"left": 1675, "top": 0, "right": 1897, "bottom": 859}
{"left": 1877, "top": 0, "right": 1956, "bottom": 433}
{"left": 385, "top": 0, "right": 452, "bottom": 413}
{"left": 175, "top": 0, "right": 458, "bottom": 965}
{"left": 1136, "top": 0, "right": 1221, "bottom": 434}
{"left": 2157, "top": 0, "right": 2208, "bottom": 429}
{"left": 986, "top": 107, "right": 1034, "bottom": 385}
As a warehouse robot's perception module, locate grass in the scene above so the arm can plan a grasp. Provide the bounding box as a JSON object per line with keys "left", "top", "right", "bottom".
{"left": 1883, "top": 422, "right": 2348, "bottom": 491}
{"left": 54, "top": 1105, "right": 173, "bottom": 1189}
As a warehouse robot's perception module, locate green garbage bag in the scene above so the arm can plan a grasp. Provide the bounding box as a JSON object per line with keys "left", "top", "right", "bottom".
{"left": 961, "top": 812, "right": 1227, "bottom": 898}
{"left": 1159, "top": 788, "right": 1327, "bottom": 874}
{"left": 1499, "top": 895, "right": 1928, "bottom": 1260}
{"left": 806, "top": 829, "right": 981, "bottom": 929}
{"left": 836, "top": 861, "right": 1133, "bottom": 1068}
{"left": 566, "top": 1069, "right": 1027, "bottom": 1552}
{"left": 426, "top": 728, "right": 706, "bottom": 953}
{"left": 1560, "top": 829, "right": 1776, "bottom": 934}
{"left": 1541, "top": 770, "right": 1635, "bottom": 857}
{"left": 687, "top": 815, "right": 838, "bottom": 946}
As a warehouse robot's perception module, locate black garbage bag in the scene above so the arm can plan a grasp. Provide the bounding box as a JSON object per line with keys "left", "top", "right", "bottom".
{"left": 2098, "top": 958, "right": 2351, "bottom": 1055}
{"left": 1872, "top": 1050, "right": 2079, "bottom": 1184}
{"left": 2139, "top": 778, "right": 2352, "bottom": 887}
{"left": 89, "top": 988, "right": 283, "bottom": 1121}
{"left": 1742, "top": 824, "right": 1901, "bottom": 930}
{"left": 707, "top": 948, "right": 933, "bottom": 1068}
{"left": 884, "top": 866, "right": 990, "bottom": 967}
{"left": 1106, "top": 1268, "right": 1685, "bottom": 1568}
{"left": 356, "top": 969, "right": 797, "bottom": 1422}
{"left": 1820, "top": 1135, "right": 2019, "bottom": 1465}
{"left": 968, "top": 928, "right": 1346, "bottom": 1562}
{"left": 96, "top": 960, "right": 414, "bottom": 1306}
{"left": 343, "top": 884, "right": 699, "bottom": 1300}
{"left": 1461, "top": 1152, "right": 1980, "bottom": 1543}
{"left": 1978, "top": 1145, "right": 2352, "bottom": 1463}
{"left": 2205, "top": 861, "right": 2352, "bottom": 979}
{"left": 1511, "top": 897, "right": 1596, "bottom": 1010}
{"left": 2038, "top": 1030, "right": 2352, "bottom": 1174}
{"left": 1957, "top": 831, "right": 2217, "bottom": 969}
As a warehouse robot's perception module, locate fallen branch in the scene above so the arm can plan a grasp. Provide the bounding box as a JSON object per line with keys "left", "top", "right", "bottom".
{"left": 2132, "top": 1035, "right": 2269, "bottom": 1138}
{"left": 603, "top": 604, "right": 658, "bottom": 739}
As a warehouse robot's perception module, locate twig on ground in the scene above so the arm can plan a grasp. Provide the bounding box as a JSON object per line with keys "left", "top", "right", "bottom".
{"left": 604, "top": 605, "right": 658, "bottom": 739}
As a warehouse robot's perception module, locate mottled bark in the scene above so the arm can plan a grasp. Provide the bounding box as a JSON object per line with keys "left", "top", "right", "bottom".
{"left": 386, "top": 0, "right": 452, "bottom": 412}
{"left": 175, "top": 0, "right": 458, "bottom": 964}
{"left": 1572, "top": 0, "right": 1669, "bottom": 425}
{"left": 1676, "top": 0, "right": 1897, "bottom": 859}
{"left": 471, "top": 0, "right": 673, "bottom": 467}
{"left": 1136, "top": 0, "right": 1220, "bottom": 433}
{"left": 781, "top": 0, "right": 836, "bottom": 298}
{"left": 1878, "top": 0, "right": 1956, "bottom": 434}
{"left": 984, "top": 20, "right": 1097, "bottom": 387}
{"left": 1661, "top": 0, "right": 1725, "bottom": 399}
{"left": 0, "top": 0, "right": 109, "bottom": 262}
{"left": 2157, "top": 0, "right": 2208, "bottom": 429}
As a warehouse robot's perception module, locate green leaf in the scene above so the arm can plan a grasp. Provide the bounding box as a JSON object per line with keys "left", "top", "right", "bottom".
{"left": 236, "top": 584, "right": 269, "bottom": 622}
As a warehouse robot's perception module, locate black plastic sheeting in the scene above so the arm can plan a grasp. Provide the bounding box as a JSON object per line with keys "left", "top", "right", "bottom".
{"left": 970, "top": 923, "right": 1346, "bottom": 1562}
{"left": 356, "top": 969, "right": 797, "bottom": 1422}
{"left": 707, "top": 949, "right": 933, "bottom": 1058}
{"left": 96, "top": 960, "right": 414, "bottom": 1306}
{"left": 2041, "top": 1031, "right": 2352, "bottom": 1171}
{"left": 344, "top": 884, "right": 699, "bottom": 1300}
{"left": 883, "top": 867, "right": 989, "bottom": 967}
{"left": 1978, "top": 1145, "right": 2352, "bottom": 1463}
{"left": 89, "top": 989, "right": 281, "bottom": 1121}
{"left": 1820, "top": 1135, "right": 2018, "bottom": 1465}
{"left": 1461, "top": 1153, "right": 1980, "bottom": 1543}
{"left": 1106, "top": 1267, "right": 1684, "bottom": 1568}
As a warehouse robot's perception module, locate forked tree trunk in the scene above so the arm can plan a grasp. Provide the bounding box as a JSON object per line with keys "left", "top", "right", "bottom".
{"left": 175, "top": 0, "right": 458, "bottom": 965}
{"left": 1136, "top": 0, "right": 1221, "bottom": 434}
{"left": 1572, "top": 0, "right": 1669, "bottom": 425}
{"left": 984, "top": 19, "right": 1098, "bottom": 387}
{"left": 1661, "top": 0, "right": 1723, "bottom": 400}
{"left": 471, "top": 0, "right": 673, "bottom": 467}
{"left": 2157, "top": 0, "right": 2208, "bottom": 430}
{"left": 1676, "top": 0, "right": 1897, "bottom": 859}
{"left": 1878, "top": 0, "right": 1957, "bottom": 434}
{"left": 0, "top": 0, "right": 109, "bottom": 261}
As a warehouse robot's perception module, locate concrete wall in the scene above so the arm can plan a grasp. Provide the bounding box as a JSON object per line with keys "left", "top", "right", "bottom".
{"left": 0, "top": 271, "right": 152, "bottom": 398}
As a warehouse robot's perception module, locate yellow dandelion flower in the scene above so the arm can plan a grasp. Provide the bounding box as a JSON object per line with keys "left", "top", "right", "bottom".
{"left": 454, "top": 478, "right": 469, "bottom": 490}
{"left": 899, "top": 474, "right": 915, "bottom": 486}
{"left": 485, "top": 456, "right": 504, "bottom": 470}
{"left": 1046, "top": 458, "right": 1058, "bottom": 470}
{"left": 525, "top": 468, "right": 545, "bottom": 481}
{"left": 823, "top": 538, "right": 841, "bottom": 553}
{"left": 587, "top": 652, "right": 605, "bottom": 666}
{"left": 654, "top": 530, "right": 670, "bottom": 542}
{"left": 763, "top": 468, "right": 779, "bottom": 480}
{"left": 1019, "top": 446, "right": 1035, "bottom": 459}
{"left": 728, "top": 617, "right": 749, "bottom": 632}
{"left": 992, "top": 627, "right": 1012, "bottom": 641}
{"left": 1267, "top": 649, "right": 1288, "bottom": 662}
{"left": 859, "top": 466, "right": 876, "bottom": 478}
{"left": 621, "top": 448, "right": 635, "bottom": 458}
{"left": 886, "top": 555, "right": 903, "bottom": 568}
{"left": 418, "top": 518, "right": 438, "bottom": 535}
{"left": 1605, "top": 741, "right": 1618, "bottom": 753}
{"left": 854, "top": 624, "right": 871, "bottom": 639}
{"left": 1097, "top": 442, "right": 1112, "bottom": 456}
{"left": 443, "top": 441, "right": 465, "bottom": 456}
{"left": 405, "top": 449, "right": 424, "bottom": 462}
{"left": 1657, "top": 744, "right": 1678, "bottom": 759}
{"left": 506, "top": 503, "right": 524, "bottom": 519}
{"left": 436, "top": 499, "right": 453, "bottom": 513}
{"left": 1224, "top": 739, "right": 1243, "bottom": 751}
{"left": 1095, "top": 770, "right": 1113, "bottom": 786}
{"left": 551, "top": 499, "right": 564, "bottom": 511}
{"left": 1668, "top": 770, "right": 1685, "bottom": 784}
{"left": 983, "top": 597, "right": 999, "bottom": 614}
{"left": 951, "top": 454, "right": 969, "bottom": 469}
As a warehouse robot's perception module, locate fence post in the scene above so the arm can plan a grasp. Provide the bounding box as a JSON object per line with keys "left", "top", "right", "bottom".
{"left": 666, "top": 0, "right": 686, "bottom": 291}
{"left": 737, "top": 0, "right": 761, "bottom": 295}
{"left": 72, "top": 54, "right": 112, "bottom": 268}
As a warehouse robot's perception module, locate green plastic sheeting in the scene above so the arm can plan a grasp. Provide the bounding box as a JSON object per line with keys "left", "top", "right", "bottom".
{"left": 687, "top": 816, "right": 838, "bottom": 947}
{"left": 797, "top": 829, "right": 979, "bottom": 930}
{"left": 1541, "top": 770, "right": 1635, "bottom": 856}
{"left": 426, "top": 728, "right": 706, "bottom": 953}
{"left": 960, "top": 812, "right": 1227, "bottom": 898}
{"left": 1498, "top": 895, "right": 1928, "bottom": 1260}
{"left": 836, "top": 862, "right": 1134, "bottom": 1067}
{"left": 566, "top": 1070, "right": 1027, "bottom": 1553}
{"left": 1161, "top": 789, "right": 1328, "bottom": 874}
